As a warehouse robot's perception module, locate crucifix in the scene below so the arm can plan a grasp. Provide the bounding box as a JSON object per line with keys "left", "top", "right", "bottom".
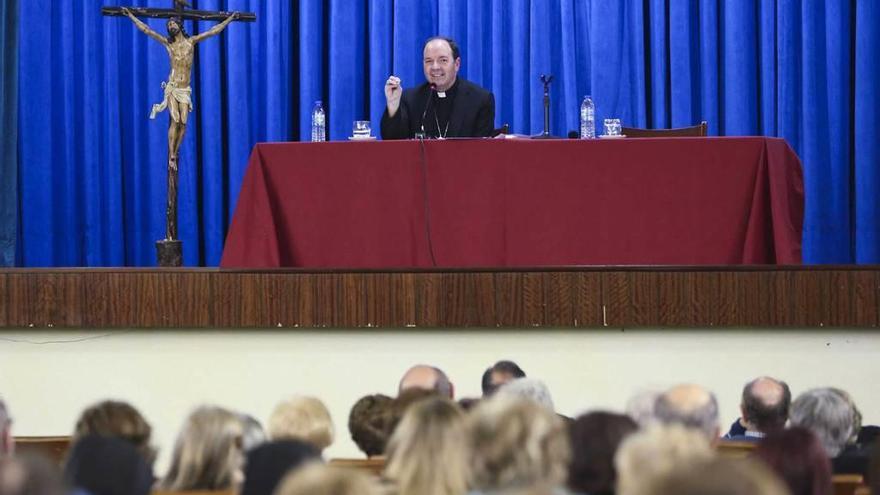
{"left": 103, "top": 1, "right": 256, "bottom": 267}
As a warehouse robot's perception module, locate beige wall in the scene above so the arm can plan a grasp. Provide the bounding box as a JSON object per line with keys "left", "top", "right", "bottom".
{"left": 1, "top": 328, "right": 878, "bottom": 472}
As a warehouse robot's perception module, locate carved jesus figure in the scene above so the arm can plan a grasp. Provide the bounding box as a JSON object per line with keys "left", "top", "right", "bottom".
{"left": 122, "top": 7, "right": 238, "bottom": 239}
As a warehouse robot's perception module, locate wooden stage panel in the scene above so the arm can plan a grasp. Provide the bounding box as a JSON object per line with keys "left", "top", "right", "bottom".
{"left": 0, "top": 267, "right": 877, "bottom": 329}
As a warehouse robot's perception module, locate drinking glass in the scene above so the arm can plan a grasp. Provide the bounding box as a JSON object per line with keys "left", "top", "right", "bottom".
{"left": 353, "top": 120, "right": 372, "bottom": 139}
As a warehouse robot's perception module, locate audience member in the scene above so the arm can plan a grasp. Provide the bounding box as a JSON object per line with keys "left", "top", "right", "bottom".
{"left": 0, "top": 399, "right": 12, "bottom": 456}
{"left": 384, "top": 388, "right": 438, "bottom": 438}
{"left": 348, "top": 394, "right": 392, "bottom": 458}
{"left": 240, "top": 413, "right": 267, "bottom": 453}
{"left": 567, "top": 412, "right": 638, "bottom": 495}
{"left": 481, "top": 360, "right": 526, "bottom": 397}
{"left": 276, "top": 464, "right": 382, "bottom": 495}
{"left": 159, "top": 405, "right": 245, "bottom": 492}
{"left": 72, "top": 400, "right": 156, "bottom": 466}
{"left": 398, "top": 365, "right": 454, "bottom": 398}
{"left": 384, "top": 397, "right": 469, "bottom": 495}
{"left": 467, "top": 397, "right": 570, "bottom": 494}
{"left": 724, "top": 376, "right": 790, "bottom": 441}
{"left": 753, "top": 426, "right": 832, "bottom": 495}
{"left": 870, "top": 441, "right": 880, "bottom": 494}
{"left": 625, "top": 389, "right": 661, "bottom": 428}
{"left": 64, "top": 435, "right": 153, "bottom": 495}
{"left": 495, "top": 378, "right": 555, "bottom": 412}
{"left": 240, "top": 440, "right": 320, "bottom": 495}
{"left": 654, "top": 384, "right": 720, "bottom": 442}
{"left": 790, "top": 388, "right": 854, "bottom": 456}
{"left": 615, "top": 425, "right": 715, "bottom": 495}
{"left": 0, "top": 454, "right": 65, "bottom": 495}
{"left": 644, "top": 457, "right": 788, "bottom": 495}
{"left": 457, "top": 398, "right": 481, "bottom": 412}
{"left": 268, "top": 396, "right": 334, "bottom": 452}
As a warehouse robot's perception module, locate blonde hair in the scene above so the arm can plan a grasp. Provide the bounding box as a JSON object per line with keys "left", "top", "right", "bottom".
{"left": 276, "top": 464, "right": 382, "bottom": 495}
{"left": 614, "top": 424, "right": 715, "bottom": 495}
{"left": 268, "top": 396, "right": 335, "bottom": 451}
{"left": 467, "top": 397, "right": 570, "bottom": 492}
{"left": 384, "top": 397, "right": 469, "bottom": 495}
{"left": 160, "top": 405, "right": 244, "bottom": 491}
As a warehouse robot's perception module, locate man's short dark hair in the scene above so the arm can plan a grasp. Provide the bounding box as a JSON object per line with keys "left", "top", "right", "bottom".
{"left": 481, "top": 360, "right": 527, "bottom": 396}
{"left": 424, "top": 36, "right": 460, "bottom": 60}
{"left": 348, "top": 394, "right": 392, "bottom": 457}
{"left": 742, "top": 378, "right": 791, "bottom": 433}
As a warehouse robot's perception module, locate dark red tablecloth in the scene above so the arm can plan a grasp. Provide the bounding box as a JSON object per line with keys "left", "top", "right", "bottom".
{"left": 220, "top": 137, "right": 803, "bottom": 268}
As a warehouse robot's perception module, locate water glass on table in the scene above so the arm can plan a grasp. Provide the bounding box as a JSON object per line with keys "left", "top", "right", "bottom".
{"left": 352, "top": 120, "right": 372, "bottom": 139}
{"left": 603, "top": 118, "right": 622, "bottom": 137}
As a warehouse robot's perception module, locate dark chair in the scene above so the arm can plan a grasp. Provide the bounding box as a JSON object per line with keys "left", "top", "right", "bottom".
{"left": 622, "top": 121, "right": 708, "bottom": 137}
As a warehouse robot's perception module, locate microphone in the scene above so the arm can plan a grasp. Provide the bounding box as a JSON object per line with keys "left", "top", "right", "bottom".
{"left": 419, "top": 83, "right": 438, "bottom": 137}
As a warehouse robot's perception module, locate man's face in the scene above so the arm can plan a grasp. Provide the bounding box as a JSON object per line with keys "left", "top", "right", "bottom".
{"left": 423, "top": 39, "right": 460, "bottom": 92}
{"left": 167, "top": 20, "right": 181, "bottom": 37}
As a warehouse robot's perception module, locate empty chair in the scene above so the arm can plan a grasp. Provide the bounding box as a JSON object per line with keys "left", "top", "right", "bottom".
{"left": 622, "top": 121, "right": 708, "bottom": 137}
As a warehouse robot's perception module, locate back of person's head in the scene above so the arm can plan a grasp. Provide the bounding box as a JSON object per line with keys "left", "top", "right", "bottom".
{"left": 481, "top": 360, "right": 526, "bottom": 396}
{"left": 268, "top": 396, "right": 334, "bottom": 451}
{"left": 614, "top": 425, "right": 715, "bottom": 495}
{"left": 398, "top": 365, "right": 454, "bottom": 398}
{"left": 567, "top": 411, "right": 639, "bottom": 495}
{"left": 625, "top": 389, "right": 662, "bottom": 428}
{"left": 384, "top": 396, "right": 469, "bottom": 495}
{"left": 64, "top": 435, "right": 153, "bottom": 495}
{"left": 789, "top": 388, "right": 854, "bottom": 457}
{"left": 644, "top": 457, "right": 788, "bottom": 495}
{"left": 754, "top": 426, "right": 832, "bottom": 495}
{"left": 240, "top": 413, "right": 267, "bottom": 453}
{"left": 348, "top": 394, "right": 392, "bottom": 458}
{"left": 654, "top": 384, "right": 720, "bottom": 441}
{"left": 160, "top": 405, "right": 245, "bottom": 491}
{"left": 494, "top": 378, "right": 554, "bottom": 412}
{"left": 740, "top": 377, "right": 791, "bottom": 434}
{"left": 0, "top": 398, "right": 12, "bottom": 456}
{"left": 73, "top": 400, "right": 156, "bottom": 465}
{"left": 384, "top": 388, "right": 438, "bottom": 439}
{"left": 240, "top": 440, "right": 320, "bottom": 495}
{"left": 0, "top": 454, "right": 65, "bottom": 495}
{"left": 275, "top": 464, "right": 382, "bottom": 495}
{"left": 829, "top": 388, "right": 862, "bottom": 443}
{"left": 467, "top": 397, "right": 570, "bottom": 492}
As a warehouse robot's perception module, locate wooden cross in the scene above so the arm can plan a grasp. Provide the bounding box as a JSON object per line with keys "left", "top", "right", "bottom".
{"left": 102, "top": 0, "right": 256, "bottom": 22}
{"left": 103, "top": 1, "right": 256, "bottom": 266}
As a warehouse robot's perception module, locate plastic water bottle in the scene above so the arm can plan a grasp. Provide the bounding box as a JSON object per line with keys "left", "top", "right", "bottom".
{"left": 311, "top": 101, "right": 326, "bottom": 142}
{"left": 580, "top": 96, "right": 595, "bottom": 139}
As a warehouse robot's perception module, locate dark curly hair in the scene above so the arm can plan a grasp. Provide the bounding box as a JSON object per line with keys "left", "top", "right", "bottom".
{"left": 166, "top": 17, "right": 188, "bottom": 42}
{"left": 348, "top": 394, "right": 392, "bottom": 457}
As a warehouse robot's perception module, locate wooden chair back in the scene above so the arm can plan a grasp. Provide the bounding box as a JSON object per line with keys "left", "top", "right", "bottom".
{"left": 715, "top": 439, "right": 757, "bottom": 458}
{"left": 832, "top": 474, "right": 866, "bottom": 495}
{"left": 152, "top": 491, "right": 236, "bottom": 495}
{"left": 328, "top": 457, "right": 385, "bottom": 477}
{"left": 622, "top": 120, "right": 708, "bottom": 137}
{"left": 14, "top": 436, "right": 72, "bottom": 465}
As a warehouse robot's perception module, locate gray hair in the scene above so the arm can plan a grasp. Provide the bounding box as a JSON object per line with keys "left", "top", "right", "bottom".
{"left": 654, "top": 385, "right": 719, "bottom": 440}
{"left": 789, "top": 388, "right": 854, "bottom": 457}
{"left": 495, "top": 378, "right": 555, "bottom": 412}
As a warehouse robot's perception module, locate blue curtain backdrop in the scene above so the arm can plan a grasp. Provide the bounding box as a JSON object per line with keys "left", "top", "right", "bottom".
{"left": 12, "top": 0, "right": 880, "bottom": 266}
{"left": 0, "top": 0, "right": 17, "bottom": 267}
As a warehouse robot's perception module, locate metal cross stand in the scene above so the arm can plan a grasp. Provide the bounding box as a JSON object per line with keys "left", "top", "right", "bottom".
{"left": 102, "top": 1, "right": 255, "bottom": 267}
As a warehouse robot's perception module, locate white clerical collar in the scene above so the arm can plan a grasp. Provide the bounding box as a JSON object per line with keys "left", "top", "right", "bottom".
{"left": 437, "top": 91, "right": 447, "bottom": 98}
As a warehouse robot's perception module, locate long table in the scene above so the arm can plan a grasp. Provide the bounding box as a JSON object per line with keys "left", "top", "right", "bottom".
{"left": 220, "top": 137, "right": 803, "bottom": 268}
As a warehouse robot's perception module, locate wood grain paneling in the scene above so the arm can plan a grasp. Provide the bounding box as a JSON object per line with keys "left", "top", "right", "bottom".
{"left": 0, "top": 267, "right": 877, "bottom": 329}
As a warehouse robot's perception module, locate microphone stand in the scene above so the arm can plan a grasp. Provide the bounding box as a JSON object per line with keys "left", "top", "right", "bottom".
{"left": 532, "top": 74, "right": 555, "bottom": 139}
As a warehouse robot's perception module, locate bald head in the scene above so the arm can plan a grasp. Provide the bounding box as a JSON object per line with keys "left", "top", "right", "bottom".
{"left": 398, "top": 365, "right": 454, "bottom": 398}
{"left": 741, "top": 376, "right": 790, "bottom": 433}
{"left": 655, "top": 384, "right": 719, "bottom": 441}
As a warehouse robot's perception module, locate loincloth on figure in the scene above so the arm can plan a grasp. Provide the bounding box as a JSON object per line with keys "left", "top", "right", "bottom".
{"left": 150, "top": 81, "right": 193, "bottom": 122}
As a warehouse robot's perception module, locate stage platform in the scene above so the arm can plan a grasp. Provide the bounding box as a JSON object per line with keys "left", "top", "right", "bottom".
{"left": 0, "top": 266, "right": 876, "bottom": 329}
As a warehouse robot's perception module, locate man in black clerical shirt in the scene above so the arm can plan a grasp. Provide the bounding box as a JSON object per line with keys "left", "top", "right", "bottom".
{"left": 381, "top": 37, "right": 495, "bottom": 140}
